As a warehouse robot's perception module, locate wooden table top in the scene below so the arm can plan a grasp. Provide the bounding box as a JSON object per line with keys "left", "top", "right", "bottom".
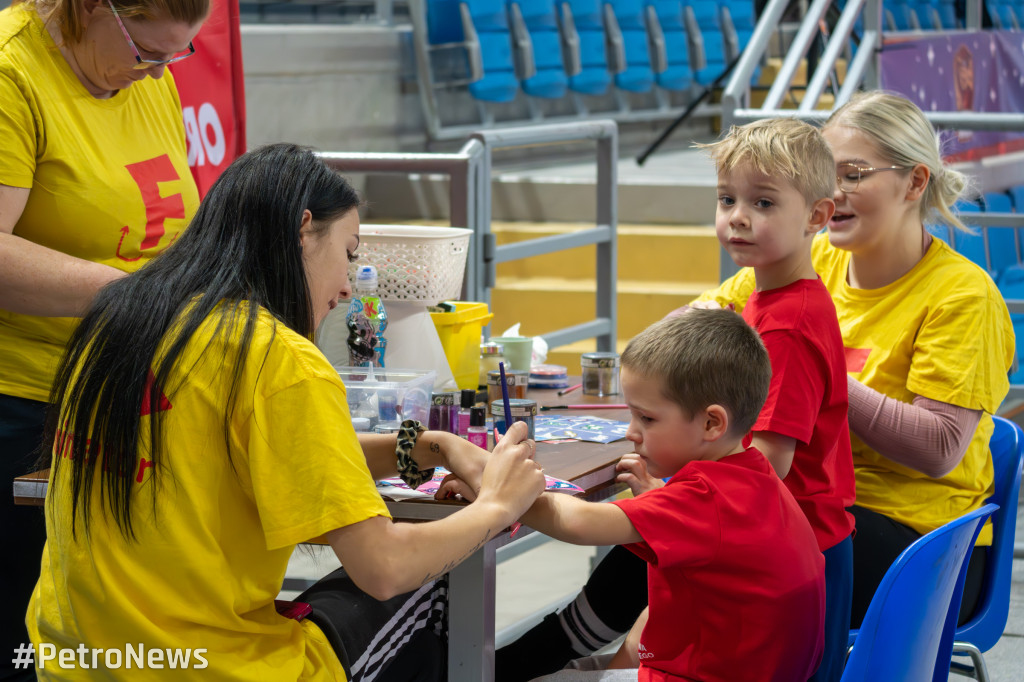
{"left": 13, "top": 381, "right": 634, "bottom": 510}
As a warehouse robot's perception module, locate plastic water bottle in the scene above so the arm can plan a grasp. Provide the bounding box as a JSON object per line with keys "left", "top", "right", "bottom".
{"left": 346, "top": 265, "right": 388, "bottom": 368}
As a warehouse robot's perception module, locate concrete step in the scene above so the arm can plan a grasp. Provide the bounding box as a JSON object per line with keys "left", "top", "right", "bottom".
{"left": 493, "top": 222, "right": 719, "bottom": 283}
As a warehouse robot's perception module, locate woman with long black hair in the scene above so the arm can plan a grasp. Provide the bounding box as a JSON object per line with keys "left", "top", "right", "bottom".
{"left": 27, "top": 143, "right": 545, "bottom": 681}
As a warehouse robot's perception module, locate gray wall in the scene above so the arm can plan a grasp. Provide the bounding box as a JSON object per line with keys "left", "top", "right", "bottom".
{"left": 240, "top": 24, "right": 425, "bottom": 154}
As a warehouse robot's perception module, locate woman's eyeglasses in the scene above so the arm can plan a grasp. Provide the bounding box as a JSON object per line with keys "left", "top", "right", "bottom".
{"left": 107, "top": 0, "right": 196, "bottom": 70}
{"left": 836, "top": 163, "right": 908, "bottom": 192}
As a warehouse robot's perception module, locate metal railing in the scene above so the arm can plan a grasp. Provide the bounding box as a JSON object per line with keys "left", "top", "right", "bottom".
{"left": 470, "top": 120, "right": 618, "bottom": 353}
{"left": 721, "top": 0, "right": 1023, "bottom": 133}
{"left": 319, "top": 118, "right": 618, "bottom": 354}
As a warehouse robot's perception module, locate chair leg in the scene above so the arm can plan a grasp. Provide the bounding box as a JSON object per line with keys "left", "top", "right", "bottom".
{"left": 950, "top": 642, "right": 990, "bottom": 682}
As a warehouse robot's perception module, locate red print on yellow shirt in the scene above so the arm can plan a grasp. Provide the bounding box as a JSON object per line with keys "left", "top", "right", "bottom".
{"left": 844, "top": 347, "right": 872, "bottom": 373}
{"left": 117, "top": 154, "right": 186, "bottom": 261}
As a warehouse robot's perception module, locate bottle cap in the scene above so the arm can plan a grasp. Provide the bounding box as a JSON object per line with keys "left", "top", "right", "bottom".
{"left": 461, "top": 388, "right": 476, "bottom": 409}
{"left": 470, "top": 406, "right": 486, "bottom": 427}
{"left": 480, "top": 341, "right": 504, "bottom": 356}
{"left": 355, "top": 265, "right": 378, "bottom": 291}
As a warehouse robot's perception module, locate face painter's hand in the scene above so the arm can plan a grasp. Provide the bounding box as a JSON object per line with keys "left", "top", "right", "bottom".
{"left": 475, "top": 421, "right": 545, "bottom": 526}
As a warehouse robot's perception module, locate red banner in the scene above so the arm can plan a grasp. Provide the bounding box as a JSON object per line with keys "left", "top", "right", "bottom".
{"left": 168, "top": 0, "right": 246, "bottom": 197}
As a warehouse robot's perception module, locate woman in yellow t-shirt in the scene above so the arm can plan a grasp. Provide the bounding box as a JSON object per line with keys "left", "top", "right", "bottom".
{"left": 494, "top": 93, "right": 1015, "bottom": 682}
{"left": 1, "top": 0, "right": 207, "bottom": 659}
{"left": 30, "top": 144, "right": 547, "bottom": 681}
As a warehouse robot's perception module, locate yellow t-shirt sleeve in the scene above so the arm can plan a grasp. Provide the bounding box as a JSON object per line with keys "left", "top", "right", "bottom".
{"left": 0, "top": 69, "right": 36, "bottom": 187}
{"left": 248, "top": 376, "right": 391, "bottom": 551}
{"left": 907, "top": 287, "right": 1012, "bottom": 414}
{"left": 691, "top": 267, "right": 757, "bottom": 313}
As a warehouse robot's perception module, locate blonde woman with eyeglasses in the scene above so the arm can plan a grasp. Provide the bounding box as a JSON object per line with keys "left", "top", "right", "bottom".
{"left": 0, "top": 0, "right": 207, "bottom": 668}
{"left": 696, "top": 91, "right": 1014, "bottom": 629}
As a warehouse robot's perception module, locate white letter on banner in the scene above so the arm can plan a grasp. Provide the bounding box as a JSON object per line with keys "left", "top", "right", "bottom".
{"left": 198, "top": 102, "right": 226, "bottom": 166}
{"left": 125, "top": 643, "right": 144, "bottom": 669}
{"left": 182, "top": 107, "right": 205, "bottom": 167}
{"left": 38, "top": 643, "right": 56, "bottom": 668}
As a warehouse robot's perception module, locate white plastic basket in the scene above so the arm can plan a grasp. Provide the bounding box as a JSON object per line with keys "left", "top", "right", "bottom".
{"left": 350, "top": 225, "right": 472, "bottom": 304}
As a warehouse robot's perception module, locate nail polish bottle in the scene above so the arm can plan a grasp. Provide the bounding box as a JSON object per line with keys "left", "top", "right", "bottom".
{"left": 467, "top": 406, "right": 488, "bottom": 449}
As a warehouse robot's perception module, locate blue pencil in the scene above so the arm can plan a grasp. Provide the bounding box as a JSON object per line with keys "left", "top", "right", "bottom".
{"left": 499, "top": 360, "right": 513, "bottom": 434}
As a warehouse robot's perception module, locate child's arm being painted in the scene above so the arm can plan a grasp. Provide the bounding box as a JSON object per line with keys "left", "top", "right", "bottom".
{"left": 670, "top": 268, "right": 757, "bottom": 317}
{"left": 750, "top": 432, "right": 797, "bottom": 479}
{"left": 520, "top": 493, "right": 642, "bottom": 547}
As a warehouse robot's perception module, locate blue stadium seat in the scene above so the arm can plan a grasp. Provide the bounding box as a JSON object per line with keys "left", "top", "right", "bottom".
{"left": 719, "top": 0, "right": 759, "bottom": 83}
{"left": 461, "top": 0, "right": 522, "bottom": 102}
{"left": 952, "top": 199, "right": 989, "bottom": 273}
{"left": 997, "top": 264, "right": 1024, "bottom": 384}
{"left": 983, "top": 192, "right": 1018, "bottom": 281}
{"left": 508, "top": 0, "right": 570, "bottom": 97}
{"left": 927, "top": 222, "right": 952, "bottom": 245}
{"left": 885, "top": 0, "right": 920, "bottom": 30}
{"left": 645, "top": 0, "right": 695, "bottom": 91}
{"left": 558, "top": 0, "right": 613, "bottom": 95}
{"left": 987, "top": 0, "right": 1021, "bottom": 28}
{"left": 603, "top": 0, "right": 656, "bottom": 92}
{"left": 930, "top": 0, "right": 959, "bottom": 28}
{"left": 687, "top": 0, "right": 727, "bottom": 86}
{"left": 427, "top": 0, "right": 468, "bottom": 44}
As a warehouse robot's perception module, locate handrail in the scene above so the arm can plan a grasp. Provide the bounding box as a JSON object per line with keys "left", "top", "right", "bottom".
{"left": 318, "top": 120, "right": 619, "bottom": 356}
{"left": 800, "top": 0, "right": 866, "bottom": 112}
{"left": 470, "top": 120, "right": 618, "bottom": 353}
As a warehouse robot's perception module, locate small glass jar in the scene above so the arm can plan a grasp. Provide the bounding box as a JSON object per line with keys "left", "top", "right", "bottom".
{"left": 487, "top": 369, "right": 529, "bottom": 405}
{"left": 479, "top": 342, "right": 505, "bottom": 389}
{"left": 490, "top": 399, "right": 538, "bottom": 439}
{"left": 581, "top": 352, "right": 621, "bottom": 397}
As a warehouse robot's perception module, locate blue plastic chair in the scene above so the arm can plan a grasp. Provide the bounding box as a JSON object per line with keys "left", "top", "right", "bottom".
{"left": 688, "top": 0, "right": 727, "bottom": 86}
{"left": 997, "top": 264, "right": 1024, "bottom": 384}
{"left": 949, "top": 416, "right": 1024, "bottom": 682}
{"left": 982, "top": 192, "right": 1018, "bottom": 282}
{"left": 508, "top": 0, "right": 570, "bottom": 98}
{"left": 842, "top": 503, "right": 998, "bottom": 682}
{"left": 645, "top": 0, "right": 695, "bottom": 91}
{"left": 558, "top": 0, "right": 613, "bottom": 95}
{"left": 461, "top": 0, "right": 522, "bottom": 102}
{"left": 952, "top": 200, "right": 988, "bottom": 274}
{"left": 603, "top": 0, "right": 656, "bottom": 92}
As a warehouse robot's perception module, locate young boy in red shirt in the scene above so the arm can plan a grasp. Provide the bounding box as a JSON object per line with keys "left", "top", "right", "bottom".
{"left": 629, "top": 118, "right": 855, "bottom": 681}
{"left": 522, "top": 310, "right": 825, "bottom": 681}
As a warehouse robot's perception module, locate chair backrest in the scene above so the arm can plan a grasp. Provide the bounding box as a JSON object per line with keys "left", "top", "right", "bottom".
{"left": 509, "top": 0, "right": 570, "bottom": 98}
{"left": 603, "top": 0, "right": 655, "bottom": 92}
{"left": 841, "top": 504, "right": 998, "bottom": 682}
{"left": 688, "top": 0, "right": 726, "bottom": 86}
{"left": 954, "top": 417, "right": 1024, "bottom": 651}
{"left": 462, "top": 0, "right": 522, "bottom": 102}
{"left": 559, "top": 0, "right": 613, "bottom": 94}
{"left": 646, "top": 0, "right": 694, "bottom": 91}
{"left": 981, "top": 192, "right": 1019, "bottom": 281}
{"left": 951, "top": 200, "right": 989, "bottom": 274}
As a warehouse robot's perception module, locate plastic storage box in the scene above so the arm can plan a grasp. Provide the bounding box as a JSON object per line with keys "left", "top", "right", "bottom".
{"left": 335, "top": 367, "right": 436, "bottom": 430}
{"left": 430, "top": 301, "right": 494, "bottom": 390}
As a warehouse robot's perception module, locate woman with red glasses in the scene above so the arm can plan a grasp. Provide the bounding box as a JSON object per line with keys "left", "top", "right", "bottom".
{"left": 0, "top": 0, "right": 207, "bottom": 671}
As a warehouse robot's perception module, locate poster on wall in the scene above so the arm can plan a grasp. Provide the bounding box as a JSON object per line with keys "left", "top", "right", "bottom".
{"left": 168, "top": 0, "right": 246, "bottom": 196}
{"left": 880, "top": 31, "right": 1024, "bottom": 162}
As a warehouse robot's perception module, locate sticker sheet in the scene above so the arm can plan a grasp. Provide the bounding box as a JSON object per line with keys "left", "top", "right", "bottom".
{"left": 534, "top": 415, "right": 630, "bottom": 444}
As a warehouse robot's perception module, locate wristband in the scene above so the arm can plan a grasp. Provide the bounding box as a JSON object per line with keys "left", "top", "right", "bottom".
{"left": 396, "top": 419, "right": 434, "bottom": 489}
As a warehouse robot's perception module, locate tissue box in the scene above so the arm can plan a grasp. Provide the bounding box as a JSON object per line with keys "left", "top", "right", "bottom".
{"left": 335, "top": 367, "right": 436, "bottom": 430}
